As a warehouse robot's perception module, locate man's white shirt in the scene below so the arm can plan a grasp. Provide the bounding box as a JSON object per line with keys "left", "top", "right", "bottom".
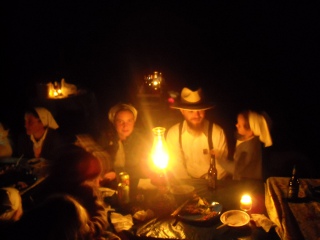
{"left": 166, "top": 119, "right": 228, "bottom": 179}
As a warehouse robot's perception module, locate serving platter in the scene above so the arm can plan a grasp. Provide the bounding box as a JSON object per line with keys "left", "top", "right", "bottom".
{"left": 178, "top": 200, "right": 222, "bottom": 222}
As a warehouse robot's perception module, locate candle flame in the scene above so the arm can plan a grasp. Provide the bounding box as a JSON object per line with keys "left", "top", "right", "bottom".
{"left": 241, "top": 194, "right": 252, "bottom": 204}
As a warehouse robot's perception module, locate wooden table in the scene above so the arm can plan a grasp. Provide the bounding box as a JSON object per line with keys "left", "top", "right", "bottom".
{"left": 265, "top": 177, "right": 320, "bottom": 240}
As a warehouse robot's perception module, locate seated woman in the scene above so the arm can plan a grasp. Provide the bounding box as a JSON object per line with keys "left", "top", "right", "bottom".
{"left": 0, "top": 122, "right": 13, "bottom": 158}
{"left": 15, "top": 107, "right": 65, "bottom": 161}
{"left": 98, "top": 103, "right": 152, "bottom": 189}
{"left": 30, "top": 144, "right": 109, "bottom": 239}
{"left": 215, "top": 110, "right": 272, "bottom": 180}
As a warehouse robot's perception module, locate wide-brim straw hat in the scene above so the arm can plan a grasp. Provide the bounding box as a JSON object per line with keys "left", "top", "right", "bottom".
{"left": 171, "top": 87, "right": 215, "bottom": 110}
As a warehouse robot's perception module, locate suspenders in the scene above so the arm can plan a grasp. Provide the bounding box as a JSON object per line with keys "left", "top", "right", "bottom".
{"left": 178, "top": 121, "right": 213, "bottom": 177}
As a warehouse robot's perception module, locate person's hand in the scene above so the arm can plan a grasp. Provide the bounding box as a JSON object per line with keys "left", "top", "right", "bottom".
{"left": 103, "top": 171, "right": 117, "bottom": 181}
{"left": 210, "top": 149, "right": 219, "bottom": 159}
{"left": 99, "top": 171, "right": 117, "bottom": 187}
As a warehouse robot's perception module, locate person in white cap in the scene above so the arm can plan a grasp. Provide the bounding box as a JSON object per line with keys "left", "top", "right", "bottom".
{"left": 97, "top": 103, "right": 152, "bottom": 189}
{"left": 215, "top": 110, "right": 272, "bottom": 180}
{"left": 166, "top": 87, "right": 229, "bottom": 180}
{"left": 15, "top": 107, "right": 65, "bottom": 161}
{"left": 0, "top": 187, "right": 23, "bottom": 231}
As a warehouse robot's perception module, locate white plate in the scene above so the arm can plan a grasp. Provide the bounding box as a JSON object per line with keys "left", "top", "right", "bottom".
{"left": 170, "top": 184, "right": 195, "bottom": 195}
{"left": 220, "top": 210, "right": 250, "bottom": 227}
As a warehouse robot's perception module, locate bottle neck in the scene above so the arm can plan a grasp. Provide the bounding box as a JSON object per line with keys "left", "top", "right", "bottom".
{"left": 292, "top": 166, "right": 297, "bottom": 177}
{"left": 210, "top": 155, "right": 216, "bottom": 166}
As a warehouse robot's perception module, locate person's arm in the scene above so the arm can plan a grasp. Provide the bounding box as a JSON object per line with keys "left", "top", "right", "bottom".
{"left": 212, "top": 124, "right": 230, "bottom": 179}
{"left": 233, "top": 138, "right": 262, "bottom": 180}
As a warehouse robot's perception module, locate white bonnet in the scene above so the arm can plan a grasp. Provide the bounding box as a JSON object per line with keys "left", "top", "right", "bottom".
{"left": 108, "top": 103, "right": 138, "bottom": 123}
{"left": 248, "top": 111, "right": 273, "bottom": 147}
{"left": 34, "top": 107, "right": 59, "bottom": 130}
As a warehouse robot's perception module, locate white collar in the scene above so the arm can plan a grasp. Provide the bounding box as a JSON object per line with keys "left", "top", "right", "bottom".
{"left": 30, "top": 128, "right": 48, "bottom": 149}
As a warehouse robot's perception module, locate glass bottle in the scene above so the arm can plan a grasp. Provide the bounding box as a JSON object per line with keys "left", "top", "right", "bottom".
{"left": 207, "top": 154, "right": 217, "bottom": 189}
{"left": 287, "top": 165, "right": 300, "bottom": 201}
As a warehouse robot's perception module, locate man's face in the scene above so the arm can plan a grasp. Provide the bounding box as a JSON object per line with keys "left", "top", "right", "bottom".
{"left": 114, "top": 110, "right": 135, "bottom": 140}
{"left": 180, "top": 109, "right": 205, "bottom": 130}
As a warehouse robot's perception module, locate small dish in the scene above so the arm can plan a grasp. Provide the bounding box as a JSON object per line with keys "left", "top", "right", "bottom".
{"left": 220, "top": 210, "right": 250, "bottom": 227}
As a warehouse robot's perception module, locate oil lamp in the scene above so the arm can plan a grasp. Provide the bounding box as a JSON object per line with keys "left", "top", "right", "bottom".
{"left": 149, "top": 127, "right": 175, "bottom": 216}
{"left": 150, "top": 127, "right": 169, "bottom": 186}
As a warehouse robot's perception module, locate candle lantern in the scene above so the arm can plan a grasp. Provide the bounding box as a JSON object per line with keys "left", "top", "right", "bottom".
{"left": 240, "top": 194, "right": 252, "bottom": 212}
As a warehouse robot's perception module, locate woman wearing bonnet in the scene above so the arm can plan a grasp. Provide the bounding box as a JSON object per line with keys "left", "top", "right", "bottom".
{"left": 15, "top": 107, "right": 65, "bottom": 162}
{"left": 97, "top": 103, "right": 152, "bottom": 189}
{"left": 214, "top": 110, "right": 272, "bottom": 180}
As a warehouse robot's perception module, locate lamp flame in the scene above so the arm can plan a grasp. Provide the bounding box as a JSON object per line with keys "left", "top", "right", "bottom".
{"left": 151, "top": 127, "right": 169, "bottom": 170}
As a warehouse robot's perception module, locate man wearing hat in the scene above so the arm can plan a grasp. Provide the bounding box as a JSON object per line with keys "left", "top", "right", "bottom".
{"left": 166, "top": 87, "right": 229, "bottom": 179}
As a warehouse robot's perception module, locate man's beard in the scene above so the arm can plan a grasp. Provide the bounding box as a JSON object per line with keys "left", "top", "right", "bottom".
{"left": 185, "top": 118, "right": 204, "bottom": 132}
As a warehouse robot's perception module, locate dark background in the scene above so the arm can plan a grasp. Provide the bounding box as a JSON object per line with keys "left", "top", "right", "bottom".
{"left": 2, "top": 1, "right": 319, "bottom": 175}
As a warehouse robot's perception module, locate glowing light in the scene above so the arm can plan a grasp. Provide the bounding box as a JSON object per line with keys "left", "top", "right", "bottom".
{"left": 240, "top": 194, "right": 252, "bottom": 211}
{"left": 168, "top": 97, "right": 175, "bottom": 104}
{"left": 151, "top": 127, "right": 169, "bottom": 170}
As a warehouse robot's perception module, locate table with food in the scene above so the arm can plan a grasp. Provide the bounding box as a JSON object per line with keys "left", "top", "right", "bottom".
{"left": 0, "top": 157, "right": 49, "bottom": 196}
{"left": 104, "top": 177, "right": 281, "bottom": 240}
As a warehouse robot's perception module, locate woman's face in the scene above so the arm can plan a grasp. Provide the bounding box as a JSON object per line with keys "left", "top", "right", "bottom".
{"left": 114, "top": 110, "right": 135, "bottom": 140}
{"left": 24, "top": 113, "right": 44, "bottom": 136}
{"left": 236, "top": 114, "right": 251, "bottom": 137}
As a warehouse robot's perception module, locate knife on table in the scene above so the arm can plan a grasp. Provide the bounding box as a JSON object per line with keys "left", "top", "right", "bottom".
{"left": 170, "top": 199, "right": 190, "bottom": 217}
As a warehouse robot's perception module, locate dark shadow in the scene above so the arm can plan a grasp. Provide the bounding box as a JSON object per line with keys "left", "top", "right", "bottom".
{"left": 263, "top": 149, "right": 317, "bottom": 180}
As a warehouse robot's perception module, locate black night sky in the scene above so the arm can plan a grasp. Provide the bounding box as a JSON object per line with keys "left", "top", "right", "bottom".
{"left": 2, "top": 1, "right": 320, "bottom": 172}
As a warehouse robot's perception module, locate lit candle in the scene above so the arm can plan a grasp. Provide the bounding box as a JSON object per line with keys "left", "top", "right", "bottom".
{"left": 240, "top": 194, "right": 252, "bottom": 212}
